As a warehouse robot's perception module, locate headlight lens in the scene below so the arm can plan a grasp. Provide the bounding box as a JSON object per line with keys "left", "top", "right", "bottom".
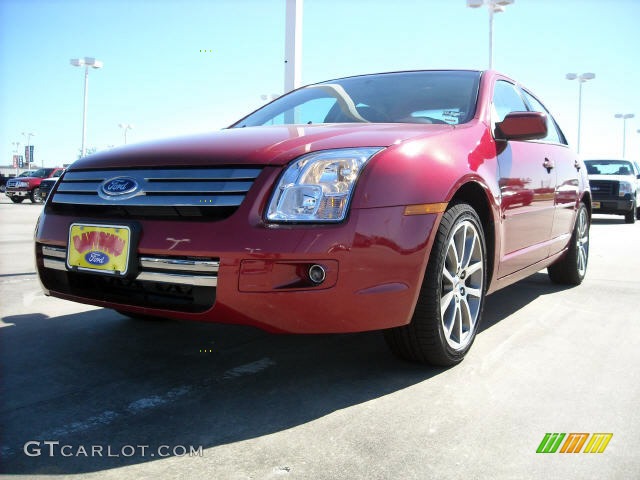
{"left": 17, "top": 181, "right": 29, "bottom": 188}
{"left": 619, "top": 181, "right": 632, "bottom": 196}
{"left": 267, "top": 147, "right": 383, "bottom": 222}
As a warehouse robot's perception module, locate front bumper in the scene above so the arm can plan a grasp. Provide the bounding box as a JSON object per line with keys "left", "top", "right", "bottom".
{"left": 592, "top": 197, "right": 634, "bottom": 215}
{"left": 35, "top": 203, "right": 440, "bottom": 334}
{"left": 5, "top": 189, "right": 30, "bottom": 198}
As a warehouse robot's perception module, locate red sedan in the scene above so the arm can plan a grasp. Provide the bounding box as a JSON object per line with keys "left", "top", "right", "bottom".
{"left": 35, "top": 70, "right": 591, "bottom": 366}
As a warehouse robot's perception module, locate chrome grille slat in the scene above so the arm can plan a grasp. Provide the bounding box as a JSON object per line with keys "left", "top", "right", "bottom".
{"left": 63, "top": 168, "right": 262, "bottom": 181}
{"left": 51, "top": 167, "right": 262, "bottom": 209}
{"left": 40, "top": 245, "right": 218, "bottom": 287}
{"left": 42, "top": 245, "right": 66, "bottom": 259}
{"left": 140, "top": 257, "right": 219, "bottom": 273}
{"left": 51, "top": 193, "right": 246, "bottom": 207}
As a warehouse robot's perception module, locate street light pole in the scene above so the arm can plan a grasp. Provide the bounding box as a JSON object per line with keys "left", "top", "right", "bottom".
{"left": 118, "top": 123, "right": 133, "bottom": 145}
{"left": 21, "top": 132, "right": 35, "bottom": 170}
{"left": 284, "top": 0, "right": 303, "bottom": 94}
{"left": 614, "top": 113, "right": 635, "bottom": 158}
{"left": 565, "top": 73, "right": 595, "bottom": 154}
{"left": 466, "top": 0, "right": 515, "bottom": 69}
{"left": 70, "top": 57, "right": 103, "bottom": 157}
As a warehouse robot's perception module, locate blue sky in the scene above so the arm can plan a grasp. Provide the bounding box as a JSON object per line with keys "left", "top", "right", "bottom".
{"left": 1, "top": 0, "right": 639, "bottom": 168}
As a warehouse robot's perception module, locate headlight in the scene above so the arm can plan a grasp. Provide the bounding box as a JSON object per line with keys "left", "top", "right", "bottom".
{"left": 267, "top": 147, "right": 383, "bottom": 222}
{"left": 17, "top": 181, "right": 29, "bottom": 188}
{"left": 619, "top": 181, "right": 632, "bottom": 196}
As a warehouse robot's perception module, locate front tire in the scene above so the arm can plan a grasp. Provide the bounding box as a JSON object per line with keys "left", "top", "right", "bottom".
{"left": 30, "top": 189, "right": 42, "bottom": 204}
{"left": 385, "top": 203, "right": 487, "bottom": 366}
{"left": 548, "top": 202, "right": 589, "bottom": 285}
{"left": 625, "top": 198, "right": 637, "bottom": 223}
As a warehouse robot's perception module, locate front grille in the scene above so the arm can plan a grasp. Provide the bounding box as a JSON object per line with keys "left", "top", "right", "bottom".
{"left": 589, "top": 180, "right": 618, "bottom": 198}
{"left": 7, "top": 179, "right": 18, "bottom": 188}
{"left": 47, "top": 167, "right": 262, "bottom": 220}
{"left": 38, "top": 244, "right": 218, "bottom": 313}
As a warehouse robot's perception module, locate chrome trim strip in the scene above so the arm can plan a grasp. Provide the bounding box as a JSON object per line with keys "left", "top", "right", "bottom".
{"left": 63, "top": 168, "right": 262, "bottom": 181}
{"left": 43, "top": 257, "right": 66, "bottom": 271}
{"left": 42, "top": 246, "right": 66, "bottom": 259}
{"left": 140, "top": 257, "right": 219, "bottom": 273}
{"left": 137, "top": 271, "right": 217, "bottom": 287}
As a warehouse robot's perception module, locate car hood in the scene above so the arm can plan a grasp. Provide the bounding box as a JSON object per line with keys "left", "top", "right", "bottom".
{"left": 588, "top": 174, "right": 637, "bottom": 183}
{"left": 70, "top": 123, "right": 455, "bottom": 170}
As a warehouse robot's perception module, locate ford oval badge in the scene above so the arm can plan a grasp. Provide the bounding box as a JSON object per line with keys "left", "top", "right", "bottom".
{"left": 100, "top": 177, "right": 139, "bottom": 198}
{"left": 85, "top": 251, "right": 110, "bottom": 266}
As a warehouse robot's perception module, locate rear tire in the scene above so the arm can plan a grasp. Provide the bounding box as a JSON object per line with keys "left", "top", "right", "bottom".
{"left": 10, "top": 196, "right": 24, "bottom": 204}
{"left": 384, "top": 203, "right": 487, "bottom": 366}
{"left": 548, "top": 203, "right": 589, "bottom": 285}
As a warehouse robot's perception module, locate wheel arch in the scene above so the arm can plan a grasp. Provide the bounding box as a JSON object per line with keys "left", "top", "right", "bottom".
{"left": 580, "top": 191, "right": 593, "bottom": 220}
{"left": 448, "top": 181, "right": 496, "bottom": 289}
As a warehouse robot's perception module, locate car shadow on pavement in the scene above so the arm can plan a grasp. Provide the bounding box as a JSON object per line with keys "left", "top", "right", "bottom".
{"left": 0, "top": 309, "right": 442, "bottom": 474}
{"left": 591, "top": 217, "right": 630, "bottom": 225}
{"left": 479, "top": 271, "right": 572, "bottom": 333}
{"left": 1, "top": 272, "right": 566, "bottom": 474}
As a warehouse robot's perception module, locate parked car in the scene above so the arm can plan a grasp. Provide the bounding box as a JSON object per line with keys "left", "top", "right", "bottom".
{"left": 5, "top": 167, "right": 64, "bottom": 203}
{"left": 35, "top": 70, "right": 591, "bottom": 366}
{"left": 0, "top": 174, "right": 8, "bottom": 193}
{"left": 584, "top": 159, "right": 640, "bottom": 223}
{"left": 37, "top": 176, "right": 62, "bottom": 202}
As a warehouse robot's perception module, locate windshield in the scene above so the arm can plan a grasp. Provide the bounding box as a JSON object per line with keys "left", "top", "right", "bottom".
{"left": 585, "top": 160, "right": 635, "bottom": 176}
{"left": 231, "top": 70, "right": 481, "bottom": 128}
{"left": 24, "top": 168, "right": 54, "bottom": 178}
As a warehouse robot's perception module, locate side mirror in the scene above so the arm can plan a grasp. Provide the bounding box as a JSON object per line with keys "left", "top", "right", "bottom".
{"left": 495, "top": 111, "right": 547, "bottom": 141}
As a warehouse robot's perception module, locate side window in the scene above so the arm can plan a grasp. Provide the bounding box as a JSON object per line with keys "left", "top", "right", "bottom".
{"left": 521, "top": 90, "right": 565, "bottom": 145}
{"left": 492, "top": 80, "right": 528, "bottom": 124}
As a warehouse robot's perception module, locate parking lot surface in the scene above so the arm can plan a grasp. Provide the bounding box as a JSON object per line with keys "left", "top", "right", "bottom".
{"left": 1, "top": 197, "right": 638, "bottom": 479}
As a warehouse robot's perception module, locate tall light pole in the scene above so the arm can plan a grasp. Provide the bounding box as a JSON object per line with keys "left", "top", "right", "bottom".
{"left": 284, "top": 0, "right": 303, "bottom": 94}
{"left": 565, "top": 73, "right": 595, "bottom": 154}
{"left": 466, "top": 0, "right": 515, "bottom": 69}
{"left": 118, "top": 123, "right": 133, "bottom": 144}
{"left": 70, "top": 57, "right": 103, "bottom": 157}
{"left": 21, "top": 132, "right": 35, "bottom": 170}
{"left": 614, "top": 113, "right": 635, "bottom": 158}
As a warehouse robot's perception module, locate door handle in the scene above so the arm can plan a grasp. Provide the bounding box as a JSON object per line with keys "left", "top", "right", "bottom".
{"left": 543, "top": 158, "right": 554, "bottom": 173}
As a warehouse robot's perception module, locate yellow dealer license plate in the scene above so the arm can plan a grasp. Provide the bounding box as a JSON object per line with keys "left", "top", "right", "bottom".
{"left": 592, "top": 201, "right": 601, "bottom": 209}
{"left": 67, "top": 224, "right": 132, "bottom": 275}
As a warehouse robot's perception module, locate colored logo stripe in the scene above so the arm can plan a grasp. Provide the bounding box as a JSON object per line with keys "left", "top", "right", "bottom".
{"left": 536, "top": 433, "right": 565, "bottom": 453}
{"left": 560, "top": 433, "right": 589, "bottom": 453}
{"left": 583, "top": 433, "right": 613, "bottom": 453}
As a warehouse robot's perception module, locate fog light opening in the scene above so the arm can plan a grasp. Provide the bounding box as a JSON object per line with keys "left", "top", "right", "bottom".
{"left": 308, "top": 264, "right": 326, "bottom": 285}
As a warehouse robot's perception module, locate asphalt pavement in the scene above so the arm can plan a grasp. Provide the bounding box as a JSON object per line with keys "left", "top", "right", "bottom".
{"left": 1, "top": 196, "right": 638, "bottom": 479}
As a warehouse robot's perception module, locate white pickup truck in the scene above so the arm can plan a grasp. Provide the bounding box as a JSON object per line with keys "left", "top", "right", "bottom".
{"left": 585, "top": 159, "right": 640, "bottom": 223}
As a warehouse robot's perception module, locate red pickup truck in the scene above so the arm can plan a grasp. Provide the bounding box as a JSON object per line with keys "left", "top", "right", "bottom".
{"left": 5, "top": 168, "right": 64, "bottom": 203}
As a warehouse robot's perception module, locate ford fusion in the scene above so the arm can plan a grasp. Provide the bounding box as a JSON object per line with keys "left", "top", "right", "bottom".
{"left": 35, "top": 70, "right": 591, "bottom": 366}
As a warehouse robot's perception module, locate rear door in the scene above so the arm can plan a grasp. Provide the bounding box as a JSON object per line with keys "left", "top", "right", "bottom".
{"left": 520, "top": 89, "right": 579, "bottom": 255}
